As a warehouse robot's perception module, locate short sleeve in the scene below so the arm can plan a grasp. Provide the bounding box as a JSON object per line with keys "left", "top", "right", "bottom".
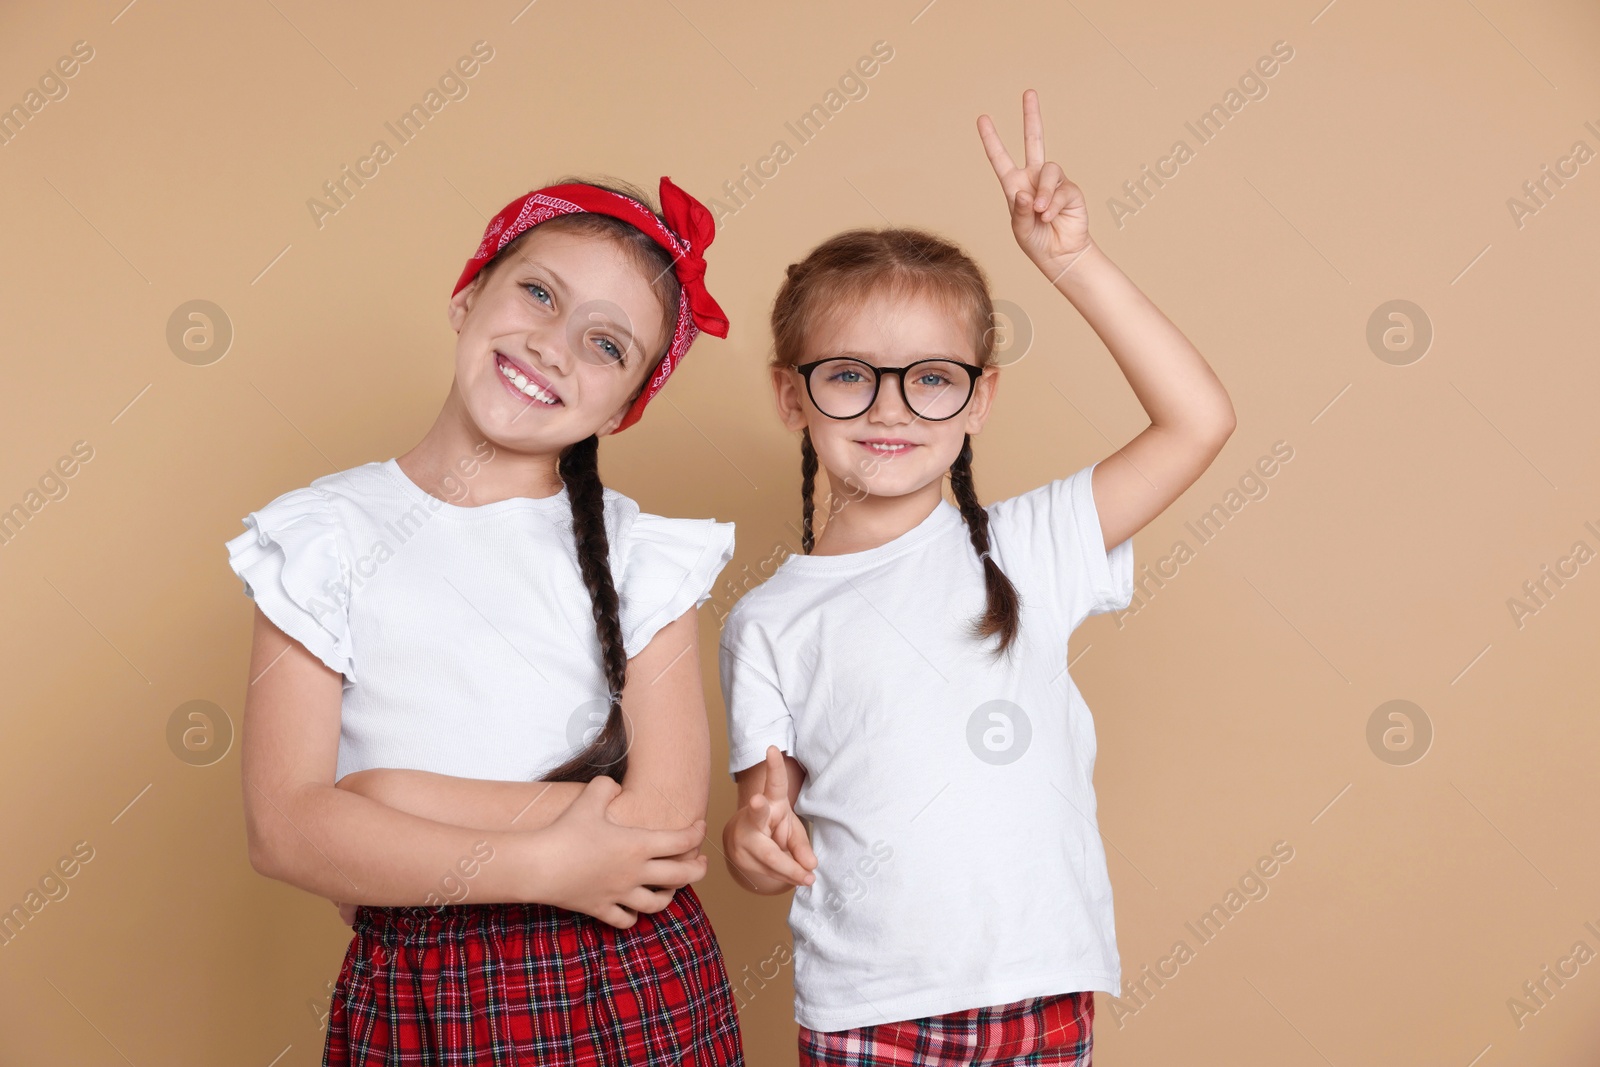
{"left": 616, "top": 513, "right": 736, "bottom": 660}
{"left": 718, "top": 606, "right": 796, "bottom": 777}
{"left": 224, "top": 485, "right": 356, "bottom": 683}
{"left": 987, "top": 459, "right": 1134, "bottom": 632}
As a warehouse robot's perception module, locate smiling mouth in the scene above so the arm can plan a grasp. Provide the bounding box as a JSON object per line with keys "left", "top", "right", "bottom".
{"left": 495, "top": 352, "right": 561, "bottom": 406}
{"left": 858, "top": 440, "right": 916, "bottom": 456}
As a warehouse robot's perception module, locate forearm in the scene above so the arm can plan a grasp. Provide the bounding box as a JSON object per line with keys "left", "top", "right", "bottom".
{"left": 338, "top": 770, "right": 585, "bottom": 832}
{"left": 1048, "top": 239, "right": 1234, "bottom": 434}
{"left": 339, "top": 769, "right": 702, "bottom": 833}
{"left": 247, "top": 779, "right": 546, "bottom": 906}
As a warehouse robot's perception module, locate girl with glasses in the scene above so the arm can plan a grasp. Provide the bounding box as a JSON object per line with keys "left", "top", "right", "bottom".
{"left": 718, "top": 90, "right": 1236, "bottom": 1065}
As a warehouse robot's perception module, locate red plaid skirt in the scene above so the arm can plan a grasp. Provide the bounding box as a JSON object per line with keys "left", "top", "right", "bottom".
{"left": 322, "top": 886, "right": 744, "bottom": 1066}
{"left": 798, "top": 990, "right": 1093, "bottom": 1066}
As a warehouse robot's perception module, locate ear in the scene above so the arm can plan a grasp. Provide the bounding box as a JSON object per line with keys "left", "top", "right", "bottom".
{"left": 771, "top": 364, "right": 810, "bottom": 432}
{"left": 962, "top": 365, "right": 1001, "bottom": 435}
{"left": 447, "top": 276, "right": 483, "bottom": 334}
{"left": 595, "top": 398, "right": 632, "bottom": 437}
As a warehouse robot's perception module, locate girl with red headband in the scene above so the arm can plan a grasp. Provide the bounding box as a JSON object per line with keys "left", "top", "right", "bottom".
{"left": 225, "top": 175, "right": 745, "bottom": 1064}
{"left": 718, "top": 91, "right": 1236, "bottom": 1065}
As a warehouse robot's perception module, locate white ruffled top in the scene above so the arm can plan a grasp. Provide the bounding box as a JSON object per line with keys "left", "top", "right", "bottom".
{"left": 224, "top": 458, "right": 735, "bottom": 782}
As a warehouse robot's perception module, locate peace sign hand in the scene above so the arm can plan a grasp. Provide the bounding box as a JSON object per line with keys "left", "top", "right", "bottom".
{"left": 977, "top": 89, "right": 1091, "bottom": 276}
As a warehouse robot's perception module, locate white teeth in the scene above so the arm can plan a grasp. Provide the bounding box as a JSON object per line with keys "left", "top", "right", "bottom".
{"left": 498, "top": 358, "right": 559, "bottom": 405}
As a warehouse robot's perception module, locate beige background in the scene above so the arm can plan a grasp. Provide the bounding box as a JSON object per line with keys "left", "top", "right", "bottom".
{"left": 2, "top": 0, "right": 1597, "bottom": 1063}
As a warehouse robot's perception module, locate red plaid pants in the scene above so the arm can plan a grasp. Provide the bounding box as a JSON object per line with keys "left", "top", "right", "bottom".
{"left": 799, "top": 990, "right": 1093, "bottom": 1066}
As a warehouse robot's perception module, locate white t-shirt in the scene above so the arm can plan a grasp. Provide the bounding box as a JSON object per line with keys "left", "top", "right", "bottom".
{"left": 225, "top": 458, "right": 735, "bottom": 782}
{"left": 719, "top": 460, "right": 1134, "bottom": 1032}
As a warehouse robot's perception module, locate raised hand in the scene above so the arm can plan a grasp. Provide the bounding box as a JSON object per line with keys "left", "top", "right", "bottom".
{"left": 977, "top": 88, "right": 1090, "bottom": 274}
{"left": 724, "top": 745, "right": 818, "bottom": 894}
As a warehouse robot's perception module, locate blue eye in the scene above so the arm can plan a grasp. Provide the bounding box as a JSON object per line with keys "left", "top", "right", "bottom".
{"left": 595, "top": 338, "right": 622, "bottom": 361}
{"left": 524, "top": 282, "right": 553, "bottom": 306}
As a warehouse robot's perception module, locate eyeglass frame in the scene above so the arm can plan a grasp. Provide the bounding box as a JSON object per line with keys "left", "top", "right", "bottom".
{"left": 793, "top": 356, "right": 987, "bottom": 422}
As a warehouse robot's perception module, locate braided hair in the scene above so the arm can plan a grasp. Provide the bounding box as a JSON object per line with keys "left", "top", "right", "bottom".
{"left": 472, "top": 177, "right": 683, "bottom": 782}
{"left": 774, "top": 228, "right": 1023, "bottom": 656}
{"left": 541, "top": 433, "right": 632, "bottom": 782}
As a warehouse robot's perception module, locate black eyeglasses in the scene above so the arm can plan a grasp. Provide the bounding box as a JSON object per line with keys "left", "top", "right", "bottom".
{"left": 794, "top": 357, "right": 985, "bottom": 421}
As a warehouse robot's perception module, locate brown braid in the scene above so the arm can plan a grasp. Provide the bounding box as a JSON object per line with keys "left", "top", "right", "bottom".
{"left": 800, "top": 428, "right": 819, "bottom": 555}
{"left": 463, "top": 174, "right": 685, "bottom": 783}
{"left": 541, "top": 434, "right": 632, "bottom": 782}
{"left": 948, "top": 434, "right": 1023, "bottom": 656}
{"left": 771, "top": 227, "right": 1024, "bottom": 655}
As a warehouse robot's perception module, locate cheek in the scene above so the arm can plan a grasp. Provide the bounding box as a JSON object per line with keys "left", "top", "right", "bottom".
{"left": 803, "top": 418, "right": 857, "bottom": 460}
{"left": 573, "top": 361, "right": 648, "bottom": 409}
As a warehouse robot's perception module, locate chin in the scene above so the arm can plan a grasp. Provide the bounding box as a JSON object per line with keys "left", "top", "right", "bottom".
{"left": 833, "top": 466, "right": 940, "bottom": 501}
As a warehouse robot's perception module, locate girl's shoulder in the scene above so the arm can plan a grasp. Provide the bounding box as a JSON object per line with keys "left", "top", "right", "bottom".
{"left": 607, "top": 492, "right": 737, "bottom": 660}
{"left": 311, "top": 459, "right": 413, "bottom": 516}
{"left": 983, "top": 460, "right": 1135, "bottom": 626}
{"left": 715, "top": 552, "right": 817, "bottom": 649}
{"left": 222, "top": 462, "right": 394, "bottom": 683}
{"left": 232, "top": 460, "right": 399, "bottom": 532}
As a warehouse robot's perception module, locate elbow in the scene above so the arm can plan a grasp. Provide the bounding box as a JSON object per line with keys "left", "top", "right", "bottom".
{"left": 245, "top": 818, "right": 282, "bottom": 879}
{"left": 1207, "top": 390, "right": 1238, "bottom": 442}
{"left": 1188, "top": 407, "right": 1235, "bottom": 456}
{"left": 242, "top": 780, "right": 313, "bottom": 881}
{"left": 335, "top": 769, "right": 373, "bottom": 794}
{"left": 615, "top": 770, "right": 708, "bottom": 830}
{"left": 1208, "top": 415, "right": 1236, "bottom": 457}
{"left": 1196, "top": 397, "right": 1236, "bottom": 444}
{"left": 616, "top": 786, "right": 706, "bottom": 830}
{"left": 1161, "top": 408, "right": 1234, "bottom": 455}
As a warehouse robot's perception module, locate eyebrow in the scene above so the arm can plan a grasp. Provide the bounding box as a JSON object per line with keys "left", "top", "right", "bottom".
{"left": 826, "top": 350, "right": 966, "bottom": 362}
{"left": 517, "top": 259, "right": 640, "bottom": 356}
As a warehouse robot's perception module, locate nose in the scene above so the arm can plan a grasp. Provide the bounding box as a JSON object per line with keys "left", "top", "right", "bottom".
{"left": 866, "top": 369, "right": 916, "bottom": 423}
{"left": 523, "top": 317, "right": 572, "bottom": 376}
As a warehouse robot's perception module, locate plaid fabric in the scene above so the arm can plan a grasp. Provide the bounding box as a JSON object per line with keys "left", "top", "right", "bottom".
{"left": 322, "top": 885, "right": 744, "bottom": 1066}
{"left": 799, "top": 991, "right": 1093, "bottom": 1067}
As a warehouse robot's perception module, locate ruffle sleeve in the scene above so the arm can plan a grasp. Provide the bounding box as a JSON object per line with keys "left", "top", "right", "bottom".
{"left": 616, "top": 513, "right": 736, "bottom": 660}
{"left": 223, "top": 484, "right": 356, "bottom": 682}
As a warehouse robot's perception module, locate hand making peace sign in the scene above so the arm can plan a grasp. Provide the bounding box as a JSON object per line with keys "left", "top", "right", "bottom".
{"left": 977, "top": 89, "right": 1091, "bottom": 274}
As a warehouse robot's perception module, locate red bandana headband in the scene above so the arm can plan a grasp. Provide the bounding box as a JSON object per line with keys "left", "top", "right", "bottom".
{"left": 453, "top": 176, "right": 729, "bottom": 434}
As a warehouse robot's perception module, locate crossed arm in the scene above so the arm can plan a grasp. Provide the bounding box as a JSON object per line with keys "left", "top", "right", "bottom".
{"left": 240, "top": 604, "right": 711, "bottom": 923}
{"left": 334, "top": 609, "right": 711, "bottom": 833}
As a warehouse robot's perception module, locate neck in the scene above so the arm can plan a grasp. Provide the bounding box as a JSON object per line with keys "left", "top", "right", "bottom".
{"left": 399, "top": 382, "right": 567, "bottom": 504}
{"left": 809, "top": 477, "right": 945, "bottom": 556}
